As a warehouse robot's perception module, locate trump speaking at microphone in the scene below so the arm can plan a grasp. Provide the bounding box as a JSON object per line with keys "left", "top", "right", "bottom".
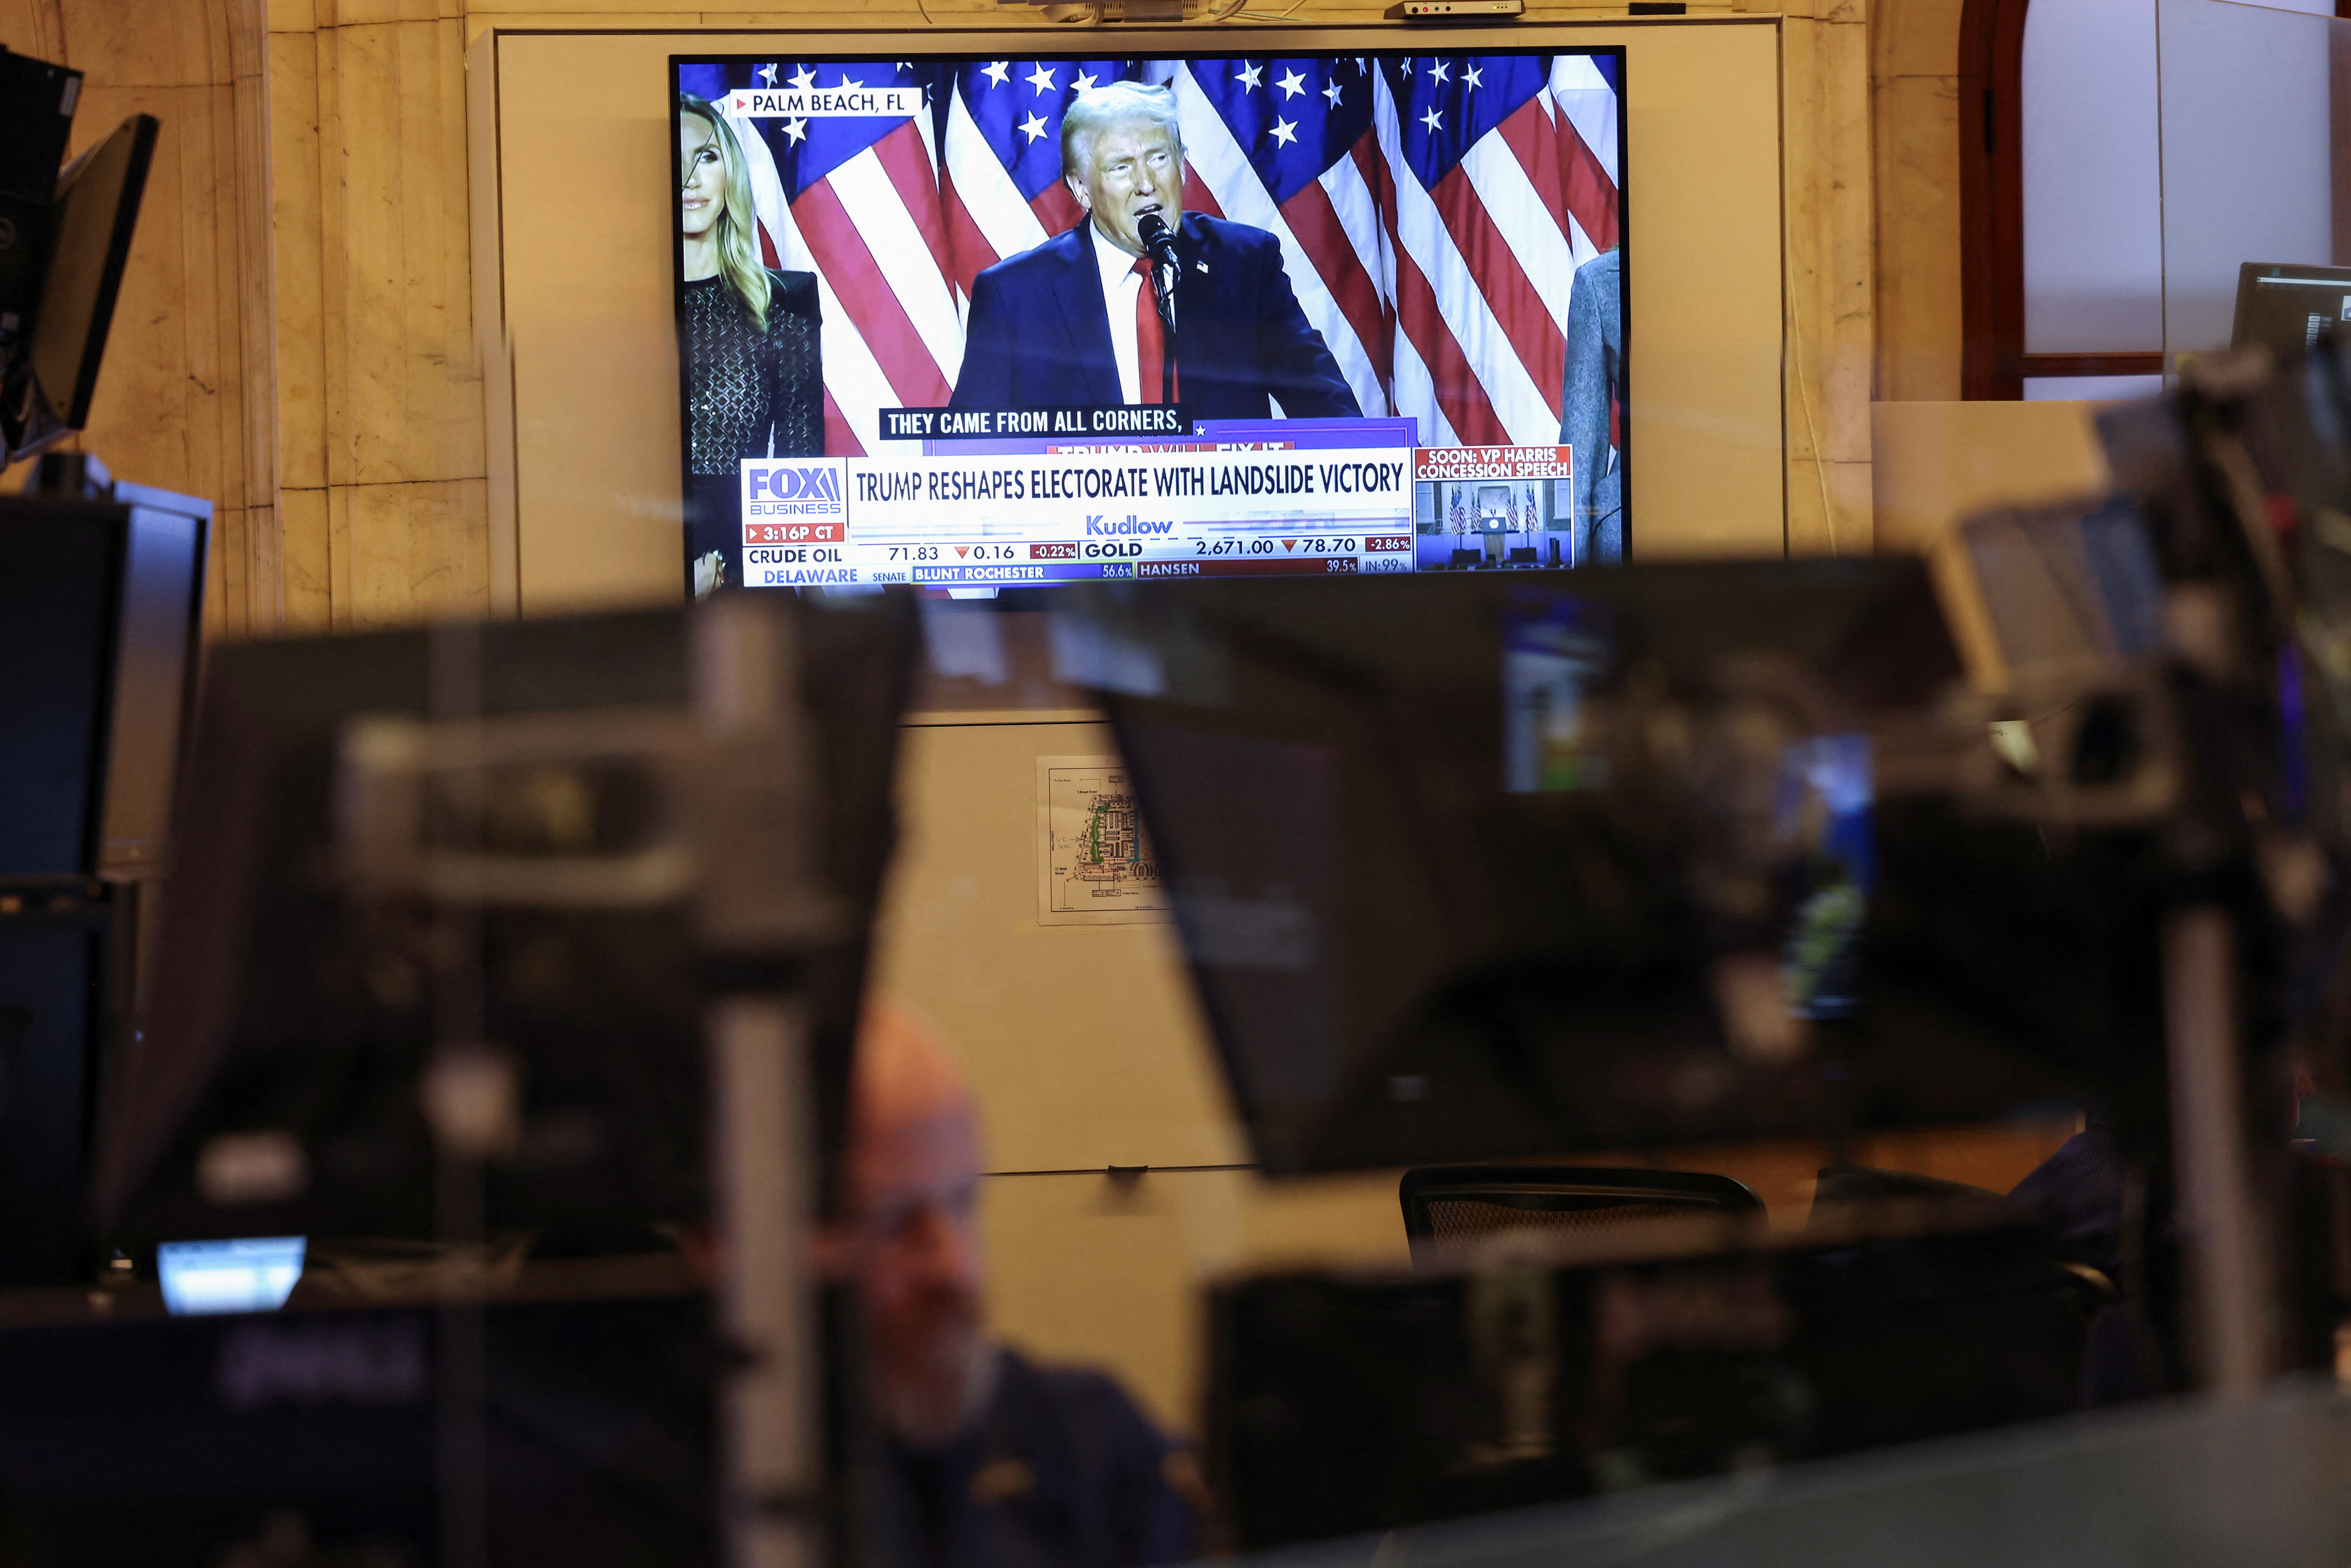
{"left": 949, "top": 80, "right": 1363, "bottom": 421}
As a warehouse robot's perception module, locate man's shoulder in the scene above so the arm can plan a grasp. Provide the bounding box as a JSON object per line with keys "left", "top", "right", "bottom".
{"left": 1185, "top": 212, "right": 1282, "bottom": 265}
{"left": 973, "top": 227, "right": 1089, "bottom": 296}
{"left": 990, "top": 1348, "right": 1166, "bottom": 1454}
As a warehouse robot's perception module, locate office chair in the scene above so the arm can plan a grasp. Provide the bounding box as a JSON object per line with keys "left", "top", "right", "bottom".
{"left": 1398, "top": 1164, "right": 1763, "bottom": 1267}
{"left": 1450, "top": 548, "right": 1482, "bottom": 569}
{"left": 1507, "top": 547, "right": 1539, "bottom": 565}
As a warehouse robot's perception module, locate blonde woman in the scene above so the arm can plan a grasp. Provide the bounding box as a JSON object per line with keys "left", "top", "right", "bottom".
{"left": 677, "top": 94, "right": 822, "bottom": 595}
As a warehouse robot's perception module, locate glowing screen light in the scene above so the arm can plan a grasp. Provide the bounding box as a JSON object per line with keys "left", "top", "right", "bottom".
{"left": 156, "top": 1236, "right": 306, "bottom": 1316}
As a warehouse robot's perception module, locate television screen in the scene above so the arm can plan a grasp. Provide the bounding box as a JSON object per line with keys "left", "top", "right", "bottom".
{"left": 670, "top": 50, "right": 1625, "bottom": 596}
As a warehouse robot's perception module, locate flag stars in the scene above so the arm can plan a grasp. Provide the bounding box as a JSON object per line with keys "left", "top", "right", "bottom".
{"left": 981, "top": 60, "right": 1011, "bottom": 88}
{"left": 1269, "top": 116, "right": 1299, "bottom": 148}
{"left": 1428, "top": 59, "right": 1451, "bottom": 85}
{"left": 1018, "top": 110, "right": 1050, "bottom": 143}
{"left": 837, "top": 75, "right": 865, "bottom": 91}
{"left": 1235, "top": 61, "right": 1264, "bottom": 91}
{"left": 788, "top": 65, "right": 817, "bottom": 91}
{"left": 1322, "top": 78, "right": 1344, "bottom": 108}
{"left": 757, "top": 62, "right": 779, "bottom": 85}
{"left": 1463, "top": 63, "right": 1482, "bottom": 92}
{"left": 782, "top": 117, "right": 809, "bottom": 144}
{"left": 1026, "top": 62, "right": 1058, "bottom": 94}
{"left": 1420, "top": 105, "right": 1444, "bottom": 133}
{"left": 1275, "top": 67, "right": 1306, "bottom": 99}
{"left": 1072, "top": 69, "right": 1099, "bottom": 92}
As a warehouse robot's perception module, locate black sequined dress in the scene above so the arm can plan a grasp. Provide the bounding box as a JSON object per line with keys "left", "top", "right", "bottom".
{"left": 679, "top": 268, "right": 823, "bottom": 591}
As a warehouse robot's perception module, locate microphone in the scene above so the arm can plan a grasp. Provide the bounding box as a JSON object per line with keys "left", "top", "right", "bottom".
{"left": 1137, "top": 212, "right": 1181, "bottom": 273}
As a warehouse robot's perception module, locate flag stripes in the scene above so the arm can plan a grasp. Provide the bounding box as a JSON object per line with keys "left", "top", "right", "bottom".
{"left": 684, "top": 53, "right": 1619, "bottom": 455}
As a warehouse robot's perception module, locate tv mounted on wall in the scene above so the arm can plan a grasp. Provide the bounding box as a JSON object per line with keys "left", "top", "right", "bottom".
{"left": 669, "top": 47, "right": 1626, "bottom": 596}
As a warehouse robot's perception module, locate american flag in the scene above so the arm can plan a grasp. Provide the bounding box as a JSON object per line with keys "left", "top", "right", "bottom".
{"left": 677, "top": 54, "right": 1620, "bottom": 458}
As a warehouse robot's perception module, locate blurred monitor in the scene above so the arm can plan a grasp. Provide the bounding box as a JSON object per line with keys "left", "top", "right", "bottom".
{"left": 0, "top": 483, "right": 208, "bottom": 879}
{"left": 94, "top": 596, "right": 918, "bottom": 1254}
{"left": 1208, "top": 1221, "right": 2088, "bottom": 1550}
{"left": 1958, "top": 496, "right": 2164, "bottom": 685}
{"left": 10, "top": 113, "right": 155, "bottom": 457}
{"left": 156, "top": 1235, "right": 306, "bottom": 1316}
{"left": 1051, "top": 564, "right": 2123, "bottom": 1174}
{"left": 2232, "top": 262, "right": 2351, "bottom": 362}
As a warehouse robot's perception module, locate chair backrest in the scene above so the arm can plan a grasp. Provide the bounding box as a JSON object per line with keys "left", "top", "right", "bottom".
{"left": 1398, "top": 1164, "right": 1763, "bottom": 1267}
{"left": 1450, "top": 548, "right": 1482, "bottom": 568}
{"left": 1507, "top": 547, "right": 1538, "bottom": 563}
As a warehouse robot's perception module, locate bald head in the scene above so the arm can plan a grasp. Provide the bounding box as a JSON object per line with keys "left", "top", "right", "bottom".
{"left": 842, "top": 1002, "right": 993, "bottom": 1447}
{"left": 852, "top": 1002, "right": 976, "bottom": 1148}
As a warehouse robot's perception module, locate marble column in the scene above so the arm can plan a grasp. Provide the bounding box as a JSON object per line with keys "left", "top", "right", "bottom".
{"left": 273, "top": 0, "right": 488, "bottom": 632}
{"left": 1871, "top": 0, "right": 1967, "bottom": 402}
{"left": 1782, "top": 4, "right": 1878, "bottom": 555}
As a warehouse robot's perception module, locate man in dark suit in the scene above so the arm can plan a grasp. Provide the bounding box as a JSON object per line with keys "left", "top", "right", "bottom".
{"left": 950, "top": 81, "right": 1360, "bottom": 422}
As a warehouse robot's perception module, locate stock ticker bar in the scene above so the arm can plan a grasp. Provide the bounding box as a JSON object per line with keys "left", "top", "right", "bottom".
{"left": 734, "top": 431, "right": 1571, "bottom": 588}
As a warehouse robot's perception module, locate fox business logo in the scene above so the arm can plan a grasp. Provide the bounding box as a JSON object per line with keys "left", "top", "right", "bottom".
{"left": 740, "top": 459, "right": 848, "bottom": 522}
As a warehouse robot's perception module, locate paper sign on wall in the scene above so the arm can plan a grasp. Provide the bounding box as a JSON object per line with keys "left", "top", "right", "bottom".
{"left": 1036, "top": 756, "right": 1173, "bottom": 926}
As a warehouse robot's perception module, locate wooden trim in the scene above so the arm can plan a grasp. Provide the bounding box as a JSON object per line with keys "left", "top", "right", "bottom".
{"left": 1958, "top": 0, "right": 2029, "bottom": 400}
{"left": 2020, "top": 352, "right": 2163, "bottom": 378}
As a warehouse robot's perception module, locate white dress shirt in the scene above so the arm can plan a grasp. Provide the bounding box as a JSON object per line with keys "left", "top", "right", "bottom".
{"left": 1090, "top": 219, "right": 1157, "bottom": 404}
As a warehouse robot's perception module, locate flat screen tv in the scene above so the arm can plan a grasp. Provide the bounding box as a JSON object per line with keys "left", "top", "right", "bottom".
{"left": 670, "top": 47, "right": 1625, "bottom": 596}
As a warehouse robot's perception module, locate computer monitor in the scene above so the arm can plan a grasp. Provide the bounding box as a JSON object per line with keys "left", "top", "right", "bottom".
{"left": 1055, "top": 564, "right": 2118, "bottom": 1174}
{"left": 11, "top": 113, "right": 156, "bottom": 457}
{"left": 94, "top": 595, "right": 918, "bottom": 1252}
{"left": 2231, "top": 263, "right": 2351, "bottom": 362}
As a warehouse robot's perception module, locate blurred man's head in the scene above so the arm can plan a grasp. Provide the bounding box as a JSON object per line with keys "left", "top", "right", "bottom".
{"left": 839, "top": 1003, "right": 992, "bottom": 1447}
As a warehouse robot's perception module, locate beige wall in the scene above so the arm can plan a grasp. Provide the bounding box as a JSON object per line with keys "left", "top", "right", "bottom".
{"left": 1870, "top": 0, "right": 1965, "bottom": 402}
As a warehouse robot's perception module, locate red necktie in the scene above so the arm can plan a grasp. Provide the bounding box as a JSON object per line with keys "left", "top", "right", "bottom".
{"left": 1131, "top": 254, "right": 1166, "bottom": 404}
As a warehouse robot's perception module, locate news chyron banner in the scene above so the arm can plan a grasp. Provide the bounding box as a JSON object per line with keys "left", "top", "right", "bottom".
{"left": 739, "top": 435, "right": 1580, "bottom": 589}
{"left": 741, "top": 441, "right": 1434, "bottom": 589}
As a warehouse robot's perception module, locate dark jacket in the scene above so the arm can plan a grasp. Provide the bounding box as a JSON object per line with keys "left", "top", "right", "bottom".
{"left": 949, "top": 215, "right": 1360, "bottom": 423}
{"left": 869, "top": 1349, "right": 1197, "bottom": 1568}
